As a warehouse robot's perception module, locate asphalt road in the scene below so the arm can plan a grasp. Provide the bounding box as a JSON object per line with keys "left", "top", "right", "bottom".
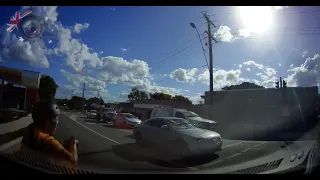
{"left": 56, "top": 111, "right": 286, "bottom": 172}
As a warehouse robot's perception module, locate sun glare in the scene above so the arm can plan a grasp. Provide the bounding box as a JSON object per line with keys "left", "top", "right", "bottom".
{"left": 239, "top": 6, "right": 274, "bottom": 35}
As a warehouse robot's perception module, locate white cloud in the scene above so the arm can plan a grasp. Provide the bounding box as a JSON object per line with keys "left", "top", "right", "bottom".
{"left": 94, "top": 56, "right": 182, "bottom": 97}
{"left": 59, "top": 69, "right": 109, "bottom": 99}
{"left": 1, "top": 39, "right": 50, "bottom": 68}
{"left": 100, "top": 51, "right": 104, "bottom": 54}
{"left": 197, "top": 68, "right": 242, "bottom": 90}
{"left": 246, "top": 68, "right": 251, "bottom": 72}
{"left": 73, "top": 23, "right": 90, "bottom": 34}
{"left": 43, "top": 6, "right": 59, "bottom": 22}
{"left": 186, "top": 93, "right": 204, "bottom": 104}
{"left": 53, "top": 24, "right": 103, "bottom": 72}
{"left": 214, "top": 25, "right": 237, "bottom": 43}
{"left": 243, "top": 60, "right": 264, "bottom": 69}
{"left": 169, "top": 68, "right": 198, "bottom": 83}
{"left": 301, "top": 50, "right": 308, "bottom": 58}
{"left": 278, "top": 63, "right": 282, "bottom": 67}
{"left": 120, "top": 48, "right": 129, "bottom": 52}
{"left": 97, "top": 56, "right": 149, "bottom": 84}
{"left": 242, "top": 60, "right": 277, "bottom": 88}
{"left": 285, "top": 54, "right": 320, "bottom": 87}
{"left": 238, "top": 64, "right": 243, "bottom": 68}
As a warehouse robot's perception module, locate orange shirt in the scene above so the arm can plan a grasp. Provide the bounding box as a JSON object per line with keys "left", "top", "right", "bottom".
{"left": 33, "top": 129, "right": 76, "bottom": 163}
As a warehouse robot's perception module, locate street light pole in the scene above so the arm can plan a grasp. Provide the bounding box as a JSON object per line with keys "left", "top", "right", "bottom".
{"left": 191, "top": 12, "right": 217, "bottom": 119}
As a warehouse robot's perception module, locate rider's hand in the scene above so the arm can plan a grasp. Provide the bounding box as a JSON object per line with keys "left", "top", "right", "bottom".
{"left": 64, "top": 137, "right": 79, "bottom": 148}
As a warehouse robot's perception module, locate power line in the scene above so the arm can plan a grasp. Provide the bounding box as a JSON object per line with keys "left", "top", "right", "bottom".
{"left": 148, "top": 32, "right": 207, "bottom": 67}
{"left": 192, "top": 23, "right": 209, "bottom": 69}
{"left": 151, "top": 44, "right": 204, "bottom": 73}
{"left": 207, "top": 7, "right": 320, "bottom": 18}
{"left": 150, "top": 36, "right": 207, "bottom": 71}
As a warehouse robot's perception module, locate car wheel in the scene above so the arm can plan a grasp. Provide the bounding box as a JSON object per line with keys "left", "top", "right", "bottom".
{"left": 135, "top": 132, "right": 144, "bottom": 146}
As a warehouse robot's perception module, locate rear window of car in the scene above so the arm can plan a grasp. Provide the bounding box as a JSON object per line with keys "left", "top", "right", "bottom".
{"left": 153, "top": 108, "right": 170, "bottom": 117}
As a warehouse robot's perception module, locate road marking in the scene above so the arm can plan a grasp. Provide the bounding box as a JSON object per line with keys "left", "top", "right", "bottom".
{"left": 253, "top": 142, "right": 266, "bottom": 148}
{"left": 222, "top": 141, "right": 245, "bottom": 149}
{"left": 226, "top": 153, "right": 241, "bottom": 159}
{"left": 241, "top": 148, "right": 251, "bottom": 153}
{"left": 201, "top": 159, "right": 224, "bottom": 168}
{"left": 69, "top": 116, "right": 120, "bottom": 145}
{"left": 120, "top": 129, "right": 132, "bottom": 133}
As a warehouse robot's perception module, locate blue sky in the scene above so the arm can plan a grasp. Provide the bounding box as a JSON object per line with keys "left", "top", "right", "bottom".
{"left": 0, "top": 6, "right": 320, "bottom": 103}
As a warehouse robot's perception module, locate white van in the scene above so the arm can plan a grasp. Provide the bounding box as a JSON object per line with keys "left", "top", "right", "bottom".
{"left": 150, "top": 107, "right": 219, "bottom": 131}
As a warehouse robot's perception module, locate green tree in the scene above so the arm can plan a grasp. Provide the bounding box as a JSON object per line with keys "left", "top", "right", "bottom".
{"left": 172, "top": 95, "right": 192, "bottom": 104}
{"left": 128, "top": 87, "right": 148, "bottom": 101}
{"left": 38, "top": 75, "right": 59, "bottom": 100}
{"left": 87, "top": 97, "right": 101, "bottom": 106}
{"left": 150, "top": 92, "right": 173, "bottom": 100}
{"left": 222, "top": 82, "right": 264, "bottom": 91}
{"left": 69, "top": 96, "right": 86, "bottom": 110}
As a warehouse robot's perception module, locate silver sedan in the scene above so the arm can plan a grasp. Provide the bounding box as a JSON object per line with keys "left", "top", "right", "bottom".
{"left": 133, "top": 117, "right": 222, "bottom": 159}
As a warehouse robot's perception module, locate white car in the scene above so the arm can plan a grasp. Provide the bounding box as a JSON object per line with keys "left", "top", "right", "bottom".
{"left": 151, "top": 107, "right": 219, "bottom": 131}
{"left": 133, "top": 117, "right": 222, "bottom": 159}
{"left": 114, "top": 113, "right": 142, "bottom": 128}
{"left": 86, "top": 110, "right": 98, "bottom": 119}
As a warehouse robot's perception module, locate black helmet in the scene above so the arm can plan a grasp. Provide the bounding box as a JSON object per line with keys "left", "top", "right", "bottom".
{"left": 32, "top": 100, "right": 60, "bottom": 123}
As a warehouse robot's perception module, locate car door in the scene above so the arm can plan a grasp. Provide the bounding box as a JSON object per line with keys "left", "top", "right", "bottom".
{"left": 143, "top": 119, "right": 174, "bottom": 146}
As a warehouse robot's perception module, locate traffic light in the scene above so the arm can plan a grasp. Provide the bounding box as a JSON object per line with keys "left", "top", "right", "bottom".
{"left": 275, "top": 81, "right": 279, "bottom": 89}
{"left": 282, "top": 80, "right": 287, "bottom": 88}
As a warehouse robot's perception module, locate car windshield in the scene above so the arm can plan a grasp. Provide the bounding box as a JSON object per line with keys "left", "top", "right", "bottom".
{"left": 0, "top": 6, "right": 319, "bottom": 175}
{"left": 124, "top": 114, "right": 136, "bottom": 119}
{"left": 104, "top": 109, "right": 115, "bottom": 113}
{"left": 182, "top": 111, "right": 200, "bottom": 118}
{"left": 167, "top": 118, "right": 195, "bottom": 130}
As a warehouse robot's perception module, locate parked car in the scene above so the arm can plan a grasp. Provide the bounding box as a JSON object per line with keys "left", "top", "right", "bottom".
{"left": 86, "top": 110, "right": 97, "bottom": 119}
{"left": 98, "top": 108, "right": 117, "bottom": 122}
{"left": 114, "top": 113, "right": 142, "bottom": 128}
{"left": 150, "top": 107, "right": 219, "bottom": 131}
{"left": 133, "top": 117, "right": 222, "bottom": 159}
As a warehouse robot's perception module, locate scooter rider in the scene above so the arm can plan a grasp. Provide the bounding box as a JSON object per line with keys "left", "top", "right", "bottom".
{"left": 21, "top": 99, "right": 79, "bottom": 164}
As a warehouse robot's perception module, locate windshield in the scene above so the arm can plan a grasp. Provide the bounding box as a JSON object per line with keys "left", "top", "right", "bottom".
{"left": 0, "top": 6, "right": 319, "bottom": 175}
{"left": 104, "top": 109, "right": 115, "bottom": 113}
{"left": 182, "top": 111, "right": 200, "bottom": 118}
{"left": 167, "top": 118, "right": 195, "bottom": 130}
{"left": 124, "top": 114, "right": 136, "bottom": 119}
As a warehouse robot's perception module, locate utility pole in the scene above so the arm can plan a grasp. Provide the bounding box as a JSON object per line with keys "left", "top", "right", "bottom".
{"left": 203, "top": 12, "right": 214, "bottom": 93}
{"left": 81, "top": 83, "right": 86, "bottom": 113}
{"left": 202, "top": 12, "right": 218, "bottom": 119}
{"left": 70, "top": 89, "right": 74, "bottom": 99}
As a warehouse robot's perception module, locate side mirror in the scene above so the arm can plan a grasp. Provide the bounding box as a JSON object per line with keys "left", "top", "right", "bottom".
{"left": 160, "top": 125, "right": 169, "bottom": 130}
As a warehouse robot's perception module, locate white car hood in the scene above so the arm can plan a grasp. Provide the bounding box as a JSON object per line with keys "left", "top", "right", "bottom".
{"left": 188, "top": 116, "right": 217, "bottom": 124}
{"left": 177, "top": 128, "right": 220, "bottom": 139}
{"left": 126, "top": 118, "right": 141, "bottom": 123}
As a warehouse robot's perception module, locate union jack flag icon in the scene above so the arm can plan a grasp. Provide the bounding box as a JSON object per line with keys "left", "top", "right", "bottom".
{"left": 6, "top": 10, "right": 32, "bottom": 33}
